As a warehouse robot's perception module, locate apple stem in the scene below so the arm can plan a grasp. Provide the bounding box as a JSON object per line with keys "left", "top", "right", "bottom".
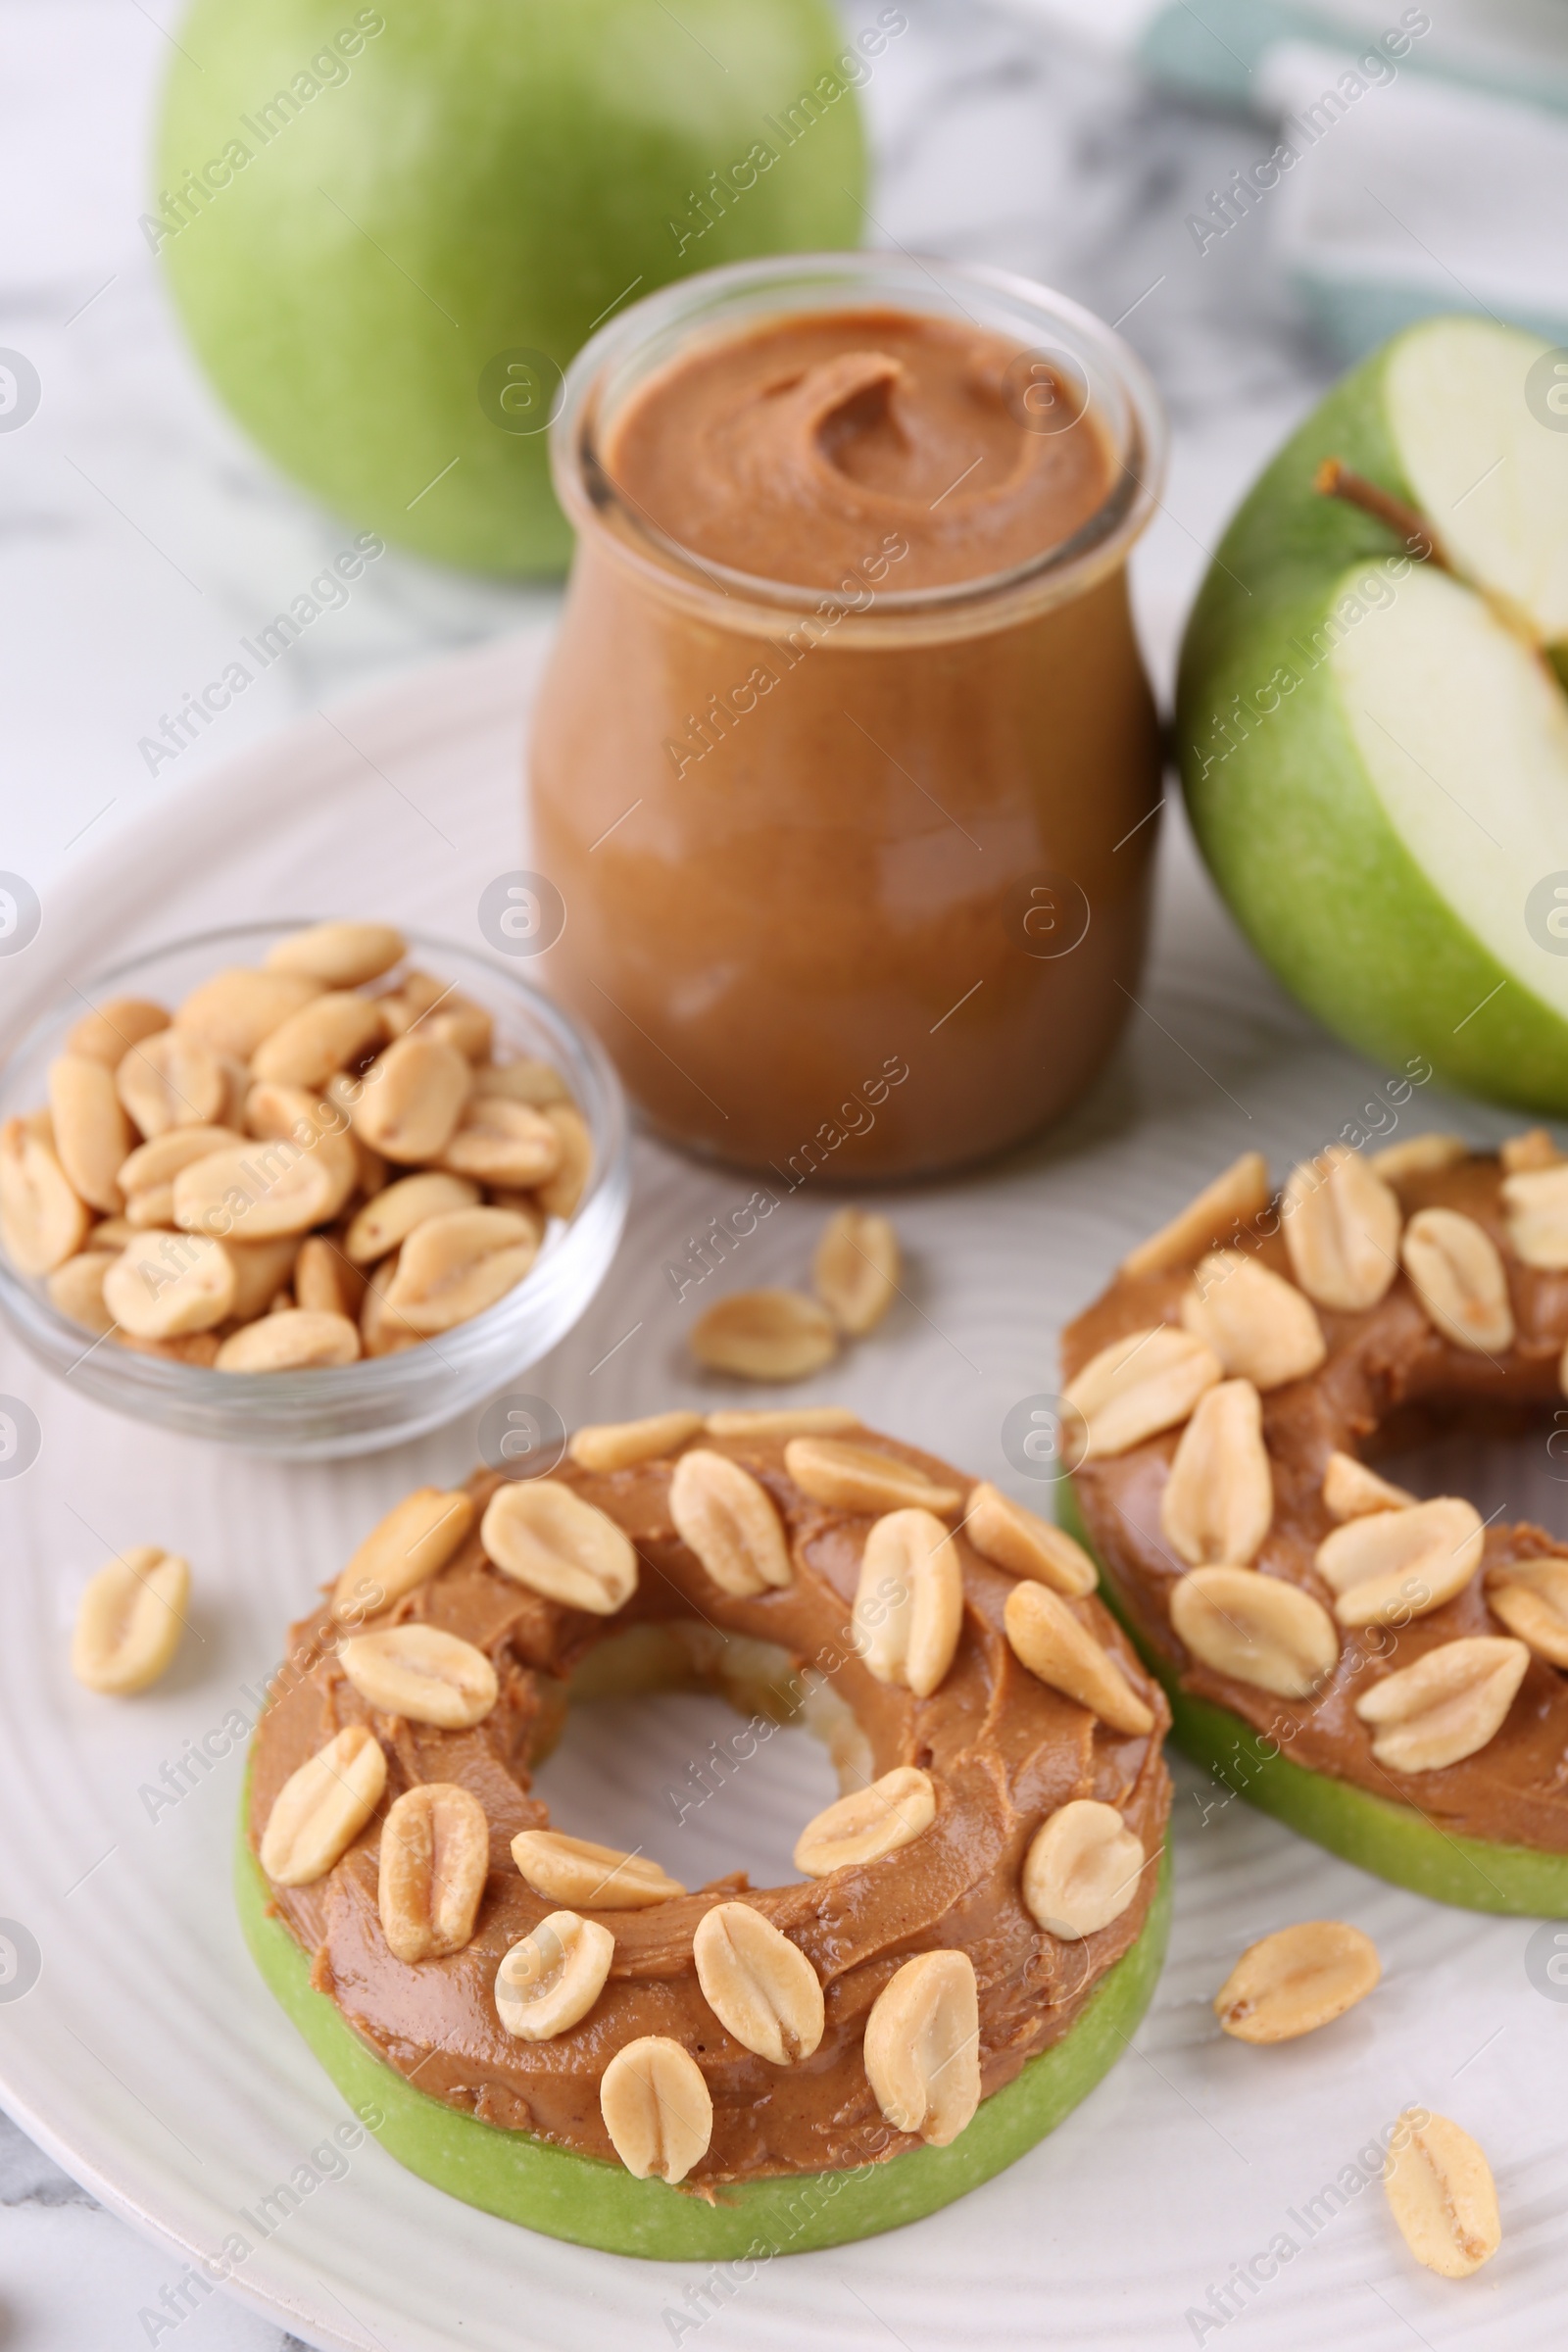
{"left": 1314, "top": 458, "right": 1449, "bottom": 569}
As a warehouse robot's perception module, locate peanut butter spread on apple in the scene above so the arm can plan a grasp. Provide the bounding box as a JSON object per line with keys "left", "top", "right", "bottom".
{"left": 249, "top": 1422, "right": 1169, "bottom": 2183}
{"left": 603, "top": 307, "right": 1116, "bottom": 592}
{"left": 1065, "top": 1141, "right": 1568, "bottom": 1853}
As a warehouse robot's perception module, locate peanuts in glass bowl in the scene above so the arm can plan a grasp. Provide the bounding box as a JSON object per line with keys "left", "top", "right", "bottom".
{"left": 0, "top": 921, "right": 594, "bottom": 1373}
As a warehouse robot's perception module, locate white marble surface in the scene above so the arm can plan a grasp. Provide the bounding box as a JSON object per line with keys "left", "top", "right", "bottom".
{"left": 0, "top": 1, "right": 1347, "bottom": 2341}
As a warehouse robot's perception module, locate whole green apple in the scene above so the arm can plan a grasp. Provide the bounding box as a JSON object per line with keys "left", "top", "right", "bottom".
{"left": 154, "top": 0, "right": 878, "bottom": 573}
{"left": 1179, "top": 316, "right": 1568, "bottom": 1112}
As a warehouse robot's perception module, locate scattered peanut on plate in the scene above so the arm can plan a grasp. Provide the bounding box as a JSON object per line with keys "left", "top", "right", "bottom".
{"left": 1213, "top": 1921, "right": 1381, "bottom": 2043}
{"left": 690, "top": 1207, "right": 901, "bottom": 1382}
{"left": 1, "top": 921, "right": 592, "bottom": 1370}
{"left": 71, "top": 1547, "right": 190, "bottom": 1693}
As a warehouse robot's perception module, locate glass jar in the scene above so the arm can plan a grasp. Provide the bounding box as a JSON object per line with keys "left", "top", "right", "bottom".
{"left": 530, "top": 252, "right": 1167, "bottom": 1181}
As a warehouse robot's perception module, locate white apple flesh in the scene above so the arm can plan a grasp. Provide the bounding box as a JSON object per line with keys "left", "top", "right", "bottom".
{"left": 1335, "top": 564, "right": 1568, "bottom": 1031}
{"left": 1180, "top": 315, "right": 1568, "bottom": 1109}
{"left": 1389, "top": 320, "right": 1568, "bottom": 643}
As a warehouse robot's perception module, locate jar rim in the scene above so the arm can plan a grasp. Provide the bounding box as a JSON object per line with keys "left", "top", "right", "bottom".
{"left": 550, "top": 250, "right": 1168, "bottom": 630}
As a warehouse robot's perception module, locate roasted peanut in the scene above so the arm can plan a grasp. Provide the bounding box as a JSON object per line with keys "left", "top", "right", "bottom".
{"left": 706, "top": 1405, "right": 861, "bottom": 1439}
{"left": 1004, "top": 1581, "right": 1153, "bottom": 1734}
{"left": 600, "top": 2037, "right": 711, "bottom": 2181}
{"left": 425, "top": 995, "right": 493, "bottom": 1063}
{"left": 568, "top": 1410, "right": 704, "bottom": 1472}
{"left": 351, "top": 1034, "right": 471, "bottom": 1162}
{"left": 1160, "top": 1379, "right": 1273, "bottom": 1568}
{"left": 1485, "top": 1557, "right": 1568, "bottom": 1666}
{"left": 1369, "top": 1133, "right": 1468, "bottom": 1182}
{"left": 265, "top": 920, "right": 405, "bottom": 986}
{"left": 338, "top": 1624, "right": 498, "bottom": 1728}
{"left": 259, "top": 1725, "right": 387, "bottom": 1886}
{"left": 862, "top": 1951, "right": 979, "bottom": 2147}
{"left": 360, "top": 1250, "right": 423, "bottom": 1356}
{"left": 376, "top": 971, "right": 445, "bottom": 1039}
{"left": 535, "top": 1103, "right": 592, "bottom": 1221}
{"left": 242, "top": 1084, "right": 359, "bottom": 1214}
{"left": 1180, "top": 1250, "right": 1326, "bottom": 1390}
{"left": 692, "top": 1902, "right": 823, "bottom": 2063}
{"left": 376, "top": 1782, "right": 489, "bottom": 1963}
{"left": 1322, "top": 1450, "right": 1414, "bottom": 1520}
{"left": 1384, "top": 2111, "right": 1500, "bottom": 2278}
{"left": 71, "top": 1546, "right": 189, "bottom": 1693}
{"left": 481, "top": 1479, "right": 638, "bottom": 1613}
{"left": 440, "top": 1096, "right": 560, "bottom": 1188}
{"left": 511, "top": 1829, "right": 682, "bottom": 1908}
{"left": 1283, "top": 1147, "right": 1401, "bottom": 1310}
{"left": 690, "top": 1289, "right": 838, "bottom": 1382}
{"left": 1022, "top": 1799, "right": 1146, "bottom": 1940}
{"left": 224, "top": 1235, "right": 303, "bottom": 1323}
{"left": 1499, "top": 1127, "right": 1560, "bottom": 1174}
{"left": 1401, "top": 1206, "right": 1514, "bottom": 1353}
{"left": 812, "top": 1207, "right": 900, "bottom": 1335}
{"left": 783, "top": 1436, "right": 959, "bottom": 1516}
{"left": 1502, "top": 1161, "right": 1568, "bottom": 1270}
{"left": 1120, "top": 1152, "right": 1272, "bottom": 1278}
{"left": 64, "top": 997, "right": 169, "bottom": 1068}
{"left": 343, "top": 1169, "right": 480, "bottom": 1263}
{"left": 383, "top": 1206, "right": 538, "bottom": 1332}
{"left": 119, "top": 1126, "right": 244, "bottom": 1228}
{"left": 852, "top": 1509, "right": 962, "bottom": 1697}
{"left": 47, "top": 1054, "right": 131, "bottom": 1213}
{"left": 1169, "top": 1566, "right": 1340, "bottom": 1698}
{"left": 669, "top": 1448, "right": 793, "bottom": 1596}
{"left": 495, "top": 1910, "right": 614, "bottom": 2040}
{"left": 1063, "top": 1324, "right": 1223, "bottom": 1458}
{"left": 963, "top": 1481, "right": 1098, "bottom": 1595}
{"left": 174, "top": 966, "right": 322, "bottom": 1059}
{"left": 293, "top": 1233, "right": 366, "bottom": 1320}
{"left": 1315, "top": 1495, "right": 1483, "bottom": 1627}
{"left": 46, "top": 1250, "right": 118, "bottom": 1335}
{"left": 472, "top": 1057, "right": 568, "bottom": 1107}
{"left": 793, "top": 1766, "right": 937, "bottom": 1876}
{"left": 1213, "top": 1920, "right": 1380, "bottom": 2043}
{"left": 114, "top": 1028, "right": 229, "bottom": 1140}
{"left": 0, "top": 1116, "right": 90, "bottom": 1274}
{"left": 1353, "top": 1637, "right": 1529, "bottom": 1772}
{"left": 216, "top": 1309, "right": 361, "bottom": 1371}
{"left": 251, "top": 990, "right": 386, "bottom": 1089}
{"left": 331, "top": 1487, "right": 474, "bottom": 1623}
{"left": 103, "top": 1231, "right": 235, "bottom": 1338}
{"left": 172, "top": 1138, "right": 341, "bottom": 1241}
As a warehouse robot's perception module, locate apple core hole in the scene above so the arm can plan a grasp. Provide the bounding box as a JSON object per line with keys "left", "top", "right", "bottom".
{"left": 527, "top": 1626, "right": 846, "bottom": 1892}
{"left": 1366, "top": 1397, "right": 1568, "bottom": 1539}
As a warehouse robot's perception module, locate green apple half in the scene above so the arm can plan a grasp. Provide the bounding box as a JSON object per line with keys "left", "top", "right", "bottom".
{"left": 1060, "top": 1483, "right": 1568, "bottom": 1917}
{"left": 236, "top": 1798, "right": 1169, "bottom": 2258}
{"left": 1179, "top": 315, "right": 1568, "bottom": 1111}
{"left": 157, "top": 0, "right": 869, "bottom": 574}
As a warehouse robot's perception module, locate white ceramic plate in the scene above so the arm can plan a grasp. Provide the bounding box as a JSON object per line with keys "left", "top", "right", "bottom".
{"left": 1, "top": 627, "right": 1565, "bottom": 2352}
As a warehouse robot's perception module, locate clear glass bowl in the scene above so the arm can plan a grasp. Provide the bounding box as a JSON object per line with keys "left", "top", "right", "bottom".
{"left": 0, "top": 923, "right": 629, "bottom": 1458}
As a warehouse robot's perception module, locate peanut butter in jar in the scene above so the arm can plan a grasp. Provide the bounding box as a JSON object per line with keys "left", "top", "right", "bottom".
{"left": 530, "top": 256, "right": 1167, "bottom": 1180}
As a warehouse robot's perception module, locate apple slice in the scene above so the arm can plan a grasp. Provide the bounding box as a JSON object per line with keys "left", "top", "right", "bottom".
{"left": 237, "top": 1791, "right": 1172, "bottom": 2256}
